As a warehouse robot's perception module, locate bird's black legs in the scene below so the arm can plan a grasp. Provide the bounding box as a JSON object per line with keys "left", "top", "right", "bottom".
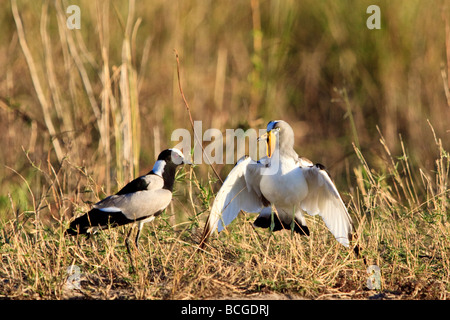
{"left": 125, "top": 224, "right": 138, "bottom": 272}
{"left": 126, "top": 224, "right": 134, "bottom": 251}
{"left": 350, "top": 233, "right": 367, "bottom": 265}
{"left": 135, "top": 222, "right": 144, "bottom": 250}
{"left": 124, "top": 222, "right": 145, "bottom": 273}
{"left": 125, "top": 222, "right": 143, "bottom": 251}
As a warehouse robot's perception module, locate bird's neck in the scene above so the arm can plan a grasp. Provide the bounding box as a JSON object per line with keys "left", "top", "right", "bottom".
{"left": 151, "top": 160, "right": 166, "bottom": 176}
{"left": 161, "top": 164, "right": 177, "bottom": 191}
{"left": 150, "top": 160, "right": 177, "bottom": 191}
{"left": 274, "top": 142, "right": 298, "bottom": 159}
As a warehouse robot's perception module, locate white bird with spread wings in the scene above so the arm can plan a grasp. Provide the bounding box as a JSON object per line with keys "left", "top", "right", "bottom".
{"left": 200, "top": 120, "right": 355, "bottom": 250}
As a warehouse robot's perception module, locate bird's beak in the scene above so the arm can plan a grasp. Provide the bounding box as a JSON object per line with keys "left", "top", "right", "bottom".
{"left": 258, "top": 130, "right": 277, "bottom": 158}
{"left": 257, "top": 132, "right": 267, "bottom": 142}
{"left": 182, "top": 158, "right": 192, "bottom": 165}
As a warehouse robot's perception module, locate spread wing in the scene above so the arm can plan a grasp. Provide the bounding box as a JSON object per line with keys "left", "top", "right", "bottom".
{"left": 300, "top": 165, "right": 354, "bottom": 247}
{"left": 200, "top": 156, "right": 266, "bottom": 247}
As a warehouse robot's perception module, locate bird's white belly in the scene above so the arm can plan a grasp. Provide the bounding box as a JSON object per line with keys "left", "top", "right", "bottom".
{"left": 260, "top": 163, "right": 308, "bottom": 208}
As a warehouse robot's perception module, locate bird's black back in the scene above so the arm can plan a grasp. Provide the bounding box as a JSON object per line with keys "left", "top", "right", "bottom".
{"left": 115, "top": 174, "right": 152, "bottom": 195}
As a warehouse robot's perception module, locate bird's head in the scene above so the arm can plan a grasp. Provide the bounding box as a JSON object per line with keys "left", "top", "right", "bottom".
{"left": 157, "top": 148, "right": 190, "bottom": 166}
{"left": 258, "top": 120, "right": 294, "bottom": 158}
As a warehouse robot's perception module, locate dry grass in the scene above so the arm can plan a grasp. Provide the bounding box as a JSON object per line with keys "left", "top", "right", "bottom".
{"left": 0, "top": 1, "right": 449, "bottom": 300}
{"left": 0, "top": 131, "right": 449, "bottom": 299}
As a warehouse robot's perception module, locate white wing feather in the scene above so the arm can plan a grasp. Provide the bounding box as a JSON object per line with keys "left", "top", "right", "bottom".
{"left": 208, "top": 157, "right": 264, "bottom": 234}
{"left": 301, "top": 166, "right": 354, "bottom": 247}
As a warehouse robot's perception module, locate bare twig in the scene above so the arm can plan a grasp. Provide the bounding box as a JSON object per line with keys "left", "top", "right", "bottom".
{"left": 443, "top": 3, "right": 450, "bottom": 108}
{"left": 0, "top": 97, "right": 46, "bottom": 131}
{"left": 11, "top": 0, "right": 64, "bottom": 163}
{"left": 174, "top": 50, "right": 223, "bottom": 183}
{"left": 97, "top": 0, "right": 112, "bottom": 193}
{"left": 441, "top": 66, "right": 450, "bottom": 108}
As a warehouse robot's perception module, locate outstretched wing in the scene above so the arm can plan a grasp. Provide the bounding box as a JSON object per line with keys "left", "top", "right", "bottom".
{"left": 200, "top": 156, "right": 265, "bottom": 247}
{"left": 300, "top": 164, "right": 354, "bottom": 247}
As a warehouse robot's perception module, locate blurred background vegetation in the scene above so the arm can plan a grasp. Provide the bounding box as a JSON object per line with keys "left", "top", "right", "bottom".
{"left": 0, "top": 0, "right": 449, "bottom": 223}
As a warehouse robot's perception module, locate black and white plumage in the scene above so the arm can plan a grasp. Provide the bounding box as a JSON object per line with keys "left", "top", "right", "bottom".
{"left": 67, "top": 148, "right": 188, "bottom": 246}
{"left": 200, "top": 120, "right": 355, "bottom": 249}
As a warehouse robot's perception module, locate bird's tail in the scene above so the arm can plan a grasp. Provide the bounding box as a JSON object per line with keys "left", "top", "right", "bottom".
{"left": 66, "top": 208, "right": 131, "bottom": 236}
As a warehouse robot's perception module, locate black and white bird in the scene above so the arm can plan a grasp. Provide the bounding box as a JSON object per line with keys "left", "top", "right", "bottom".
{"left": 200, "top": 120, "right": 356, "bottom": 250}
{"left": 67, "top": 148, "right": 188, "bottom": 247}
